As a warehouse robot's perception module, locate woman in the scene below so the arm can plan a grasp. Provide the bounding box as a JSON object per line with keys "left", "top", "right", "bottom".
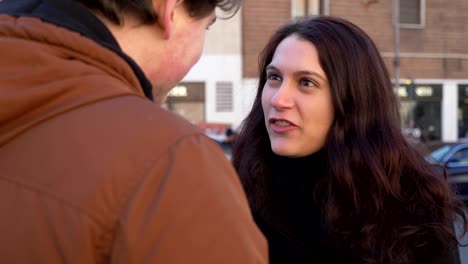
{"left": 232, "top": 16, "right": 466, "bottom": 264}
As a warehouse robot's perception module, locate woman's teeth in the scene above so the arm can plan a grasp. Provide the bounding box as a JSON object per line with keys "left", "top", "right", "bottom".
{"left": 275, "top": 120, "right": 291, "bottom": 126}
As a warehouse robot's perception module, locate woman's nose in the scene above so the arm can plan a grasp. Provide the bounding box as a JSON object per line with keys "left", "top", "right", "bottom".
{"left": 270, "top": 83, "right": 294, "bottom": 110}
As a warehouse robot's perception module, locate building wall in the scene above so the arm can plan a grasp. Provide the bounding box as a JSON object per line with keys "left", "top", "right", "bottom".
{"left": 329, "top": 0, "right": 468, "bottom": 79}
{"left": 183, "top": 54, "right": 243, "bottom": 126}
{"left": 241, "top": 0, "right": 468, "bottom": 80}
{"left": 203, "top": 10, "right": 241, "bottom": 54}
{"left": 239, "top": 78, "right": 259, "bottom": 126}
{"left": 179, "top": 11, "right": 244, "bottom": 127}
{"left": 242, "top": 0, "right": 291, "bottom": 78}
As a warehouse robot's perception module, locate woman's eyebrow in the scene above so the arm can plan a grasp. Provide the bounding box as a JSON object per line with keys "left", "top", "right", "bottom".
{"left": 292, "top": 70, "right": 327, "bottom": 82}
{"left": 266, "top": 65, "right": 326, "bottom": 81}
{"left": 265, "top": 65, "right": 279, "bottom": 71}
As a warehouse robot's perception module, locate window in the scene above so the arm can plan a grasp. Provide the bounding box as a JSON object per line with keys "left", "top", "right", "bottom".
{"left": 458, "top": 85, "right": 468, "bottom": 138}
{"left": 291, "top": 0, "right": 322, "bottom": 18}
{"left": 399, "top": 0, "right": 425, "bottom": 28}
{"left": 216, "top": 81, "right": 233, "bottom": 112}
{"left": 398, "top": 84, "right": 442, "bottom": 142}
{"left": 449, "top": 148, "right": 468, "bottom": 164}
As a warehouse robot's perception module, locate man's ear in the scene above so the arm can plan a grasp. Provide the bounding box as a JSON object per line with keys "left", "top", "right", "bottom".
{"left": 155, "top": 0, "right": 178, "bottom": 40}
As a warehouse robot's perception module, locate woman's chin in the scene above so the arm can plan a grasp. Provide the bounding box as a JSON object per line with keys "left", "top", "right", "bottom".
{"left": 271, "top": 146, "right": 300, "bottom": 158}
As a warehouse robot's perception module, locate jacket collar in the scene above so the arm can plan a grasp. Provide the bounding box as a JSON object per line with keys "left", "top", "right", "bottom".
{"left": 0, "top": 0, "right": 153, "bottom": 100}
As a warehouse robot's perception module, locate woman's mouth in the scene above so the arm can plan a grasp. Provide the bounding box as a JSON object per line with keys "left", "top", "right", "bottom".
{"left": 272, "top": 120, "right": 291, "bottom": 126}
{"left": 269, "top": 118, "right": 297, "bottom": 133}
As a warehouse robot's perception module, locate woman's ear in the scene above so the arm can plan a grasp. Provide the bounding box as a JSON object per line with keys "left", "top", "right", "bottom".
{"left": 155, "top": 0, "right": 178, "bottom": 39}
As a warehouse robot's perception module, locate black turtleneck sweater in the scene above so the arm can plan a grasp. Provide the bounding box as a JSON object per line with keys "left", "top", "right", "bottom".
{"left": 252, "top": 150, "right": 461, "bottom": 264}
{"left": 253, "top": 150, "right": 332, "bottom": 264}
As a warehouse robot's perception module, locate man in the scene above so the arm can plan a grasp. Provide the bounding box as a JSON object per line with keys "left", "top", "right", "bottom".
{"left": 0, "top": 0, "right": 268, "bottom": 263}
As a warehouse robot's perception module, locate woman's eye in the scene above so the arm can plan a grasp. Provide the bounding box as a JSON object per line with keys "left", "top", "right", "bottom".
{"left": 267, "top": 73, "right": 281, "bottom": 81}
{"left": 300, "top": 79, "right": 315, "bottom": 87}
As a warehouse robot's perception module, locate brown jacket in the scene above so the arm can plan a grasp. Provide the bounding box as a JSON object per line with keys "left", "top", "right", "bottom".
{"left": 0, "top": 14, "right": 267, "bottom": 263}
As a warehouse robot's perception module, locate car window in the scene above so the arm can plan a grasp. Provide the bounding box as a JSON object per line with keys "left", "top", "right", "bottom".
{"left": 449, "top": 148, "right": 468, "bottom": 163}
{"left": 428, "top": 145, "right": 452, "bottom": 162}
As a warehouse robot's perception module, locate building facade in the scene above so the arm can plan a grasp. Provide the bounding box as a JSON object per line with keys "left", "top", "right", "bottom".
{"left": 170, "top": 0, "right": 468, "bottom": 142}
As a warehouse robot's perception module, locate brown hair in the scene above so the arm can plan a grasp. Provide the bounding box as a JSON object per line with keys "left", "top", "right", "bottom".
{"left": 76, "top": 0, "right": 241, "bottom": 25}
{"left": 233, "top": 16, "right": 467, "bottom": 263}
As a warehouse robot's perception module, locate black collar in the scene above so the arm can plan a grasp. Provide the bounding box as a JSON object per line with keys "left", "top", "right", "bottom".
{"left": 0, "top": 0, "right": 154, "bottom": 100}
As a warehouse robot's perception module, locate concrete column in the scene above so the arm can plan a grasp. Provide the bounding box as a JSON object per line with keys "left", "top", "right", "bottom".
{"left": 442, "top": 81, "right": 458, "bottom": 141}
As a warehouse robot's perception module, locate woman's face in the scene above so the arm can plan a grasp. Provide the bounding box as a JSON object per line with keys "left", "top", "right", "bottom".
{"left": 261, "top": 35, "right": 334, "bottom": 157}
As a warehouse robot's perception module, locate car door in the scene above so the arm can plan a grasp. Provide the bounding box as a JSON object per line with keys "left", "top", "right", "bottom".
{"left": 444, "top": 147, "right": 468, "bottom": 176}
{"left": 443, "top": 145, "right": 468, "bottom": 201}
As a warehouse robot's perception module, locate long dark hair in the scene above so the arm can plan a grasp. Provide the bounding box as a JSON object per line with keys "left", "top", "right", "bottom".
{"left": 233, "top": 16, "right": 466, "bottom": 263}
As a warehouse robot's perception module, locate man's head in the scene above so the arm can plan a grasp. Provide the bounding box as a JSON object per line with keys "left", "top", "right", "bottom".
{"left": 76, "top": 0, "right": 241, "bottom": 104}
{"left": 76, "top": 0, "right": 240, "bottom": 25}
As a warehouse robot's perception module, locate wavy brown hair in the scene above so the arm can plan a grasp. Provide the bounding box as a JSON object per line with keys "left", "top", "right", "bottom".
{"left": 232, "top": 16, "right": 466, "bottom": 263}
{"left": 76, "top": 0, "right": 241, "bottom": 25}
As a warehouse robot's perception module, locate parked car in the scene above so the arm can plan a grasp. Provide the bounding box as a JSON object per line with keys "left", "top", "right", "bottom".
{"left": 425, "top": 142, "right": 468, "bottom": 202}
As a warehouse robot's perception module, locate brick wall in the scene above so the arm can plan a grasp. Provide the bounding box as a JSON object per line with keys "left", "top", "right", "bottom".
{"left": 242, "top": 0, "right": 291, "bottom": 77}
{"left": 242, "top": 0, "right": 468, "bottom": 80}
{"left": 330, "top": 0, "right": 468, "bottom": 79}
